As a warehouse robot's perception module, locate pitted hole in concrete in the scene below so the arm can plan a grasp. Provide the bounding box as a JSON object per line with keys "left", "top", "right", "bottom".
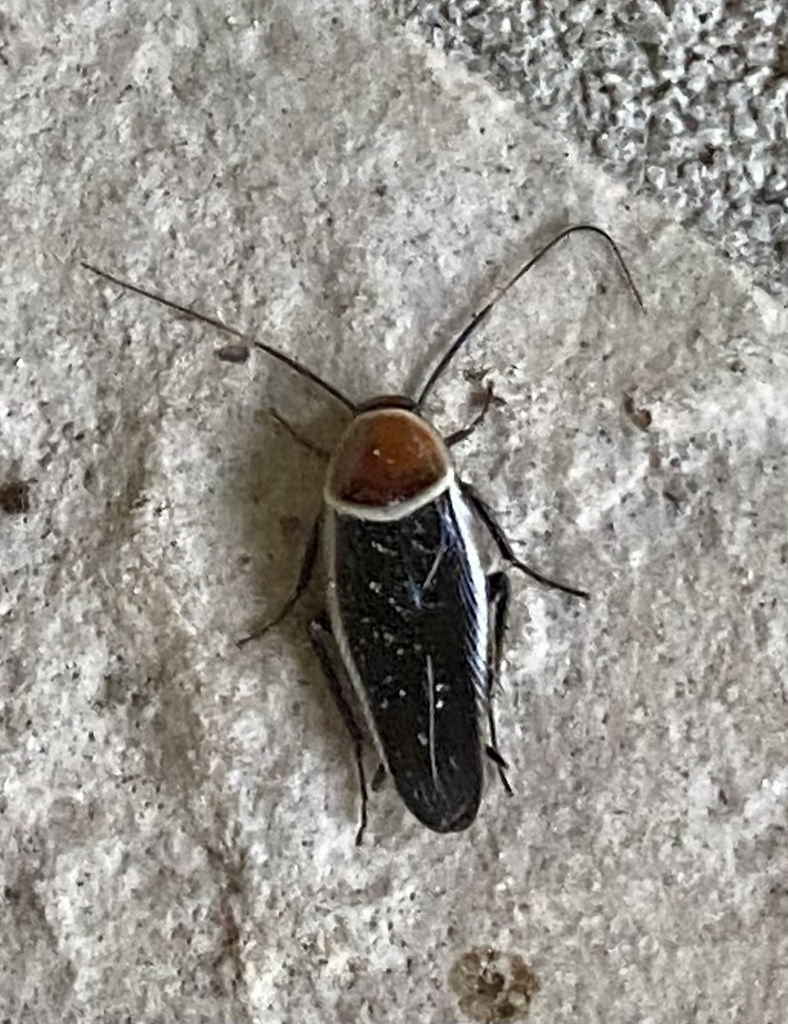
{"left": 622, "top": 392, "right": 653, "bottom": 432}
{"left": 448, "top": 946, "right": 539, "bottom": 1023}
{"left": 0, "top": 478, "right": 32, "bottom": 514}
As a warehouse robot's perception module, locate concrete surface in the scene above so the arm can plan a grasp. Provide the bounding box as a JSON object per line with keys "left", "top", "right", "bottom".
{"left": 396, "top": 0, "right": 788, "bottom": 299}
{"left": 1, "top": 1, "right": 787, "bottom": 1022}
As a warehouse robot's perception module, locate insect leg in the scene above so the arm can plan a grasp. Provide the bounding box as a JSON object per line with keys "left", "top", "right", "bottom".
{"left": 445, "top": 382, "right": 495, "bottom": 448}
{"left": 269, "top": 408, "right": 332, "bottom": 459}
{"left": 237, "top": 515, "right": 321, "bottom": 647}
{"left": 309, "top": 613, "right": 370, "bottom": 845}
{"left": 462, "top": 483, "right": 589, "bottom": 600}
{"left": 485, "top": 571, "right": 514, "bottom": 796}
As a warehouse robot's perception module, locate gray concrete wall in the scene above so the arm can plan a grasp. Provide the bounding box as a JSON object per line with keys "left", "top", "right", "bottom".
{"left": 1, "top": 2, "right": 786, "bottom": 1021}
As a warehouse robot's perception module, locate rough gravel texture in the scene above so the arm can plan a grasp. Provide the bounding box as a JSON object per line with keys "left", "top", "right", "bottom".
{"left": 394, "top": 0, "right": 788, "bottom": 297}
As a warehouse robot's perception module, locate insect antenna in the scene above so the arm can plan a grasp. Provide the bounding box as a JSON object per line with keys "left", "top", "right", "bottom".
{"left": 80, "top": 262, "right": 358, "bottom": 414}
{"left": 414, "top": 224, "right": 644, "bottom": 411}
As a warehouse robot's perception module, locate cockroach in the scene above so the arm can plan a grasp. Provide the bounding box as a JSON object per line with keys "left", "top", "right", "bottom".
{"left": 82, "top": 224, "right": 642, "bottom": 841}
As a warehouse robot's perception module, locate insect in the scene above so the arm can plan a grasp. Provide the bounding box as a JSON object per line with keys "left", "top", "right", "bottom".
{"left": 82, "top": 224, "right": 642, "bottom": 842}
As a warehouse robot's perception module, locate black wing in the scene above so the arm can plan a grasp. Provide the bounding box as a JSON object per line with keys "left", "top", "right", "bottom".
{"left": 330, "top": 489, "right": 489, "bottom": 832}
